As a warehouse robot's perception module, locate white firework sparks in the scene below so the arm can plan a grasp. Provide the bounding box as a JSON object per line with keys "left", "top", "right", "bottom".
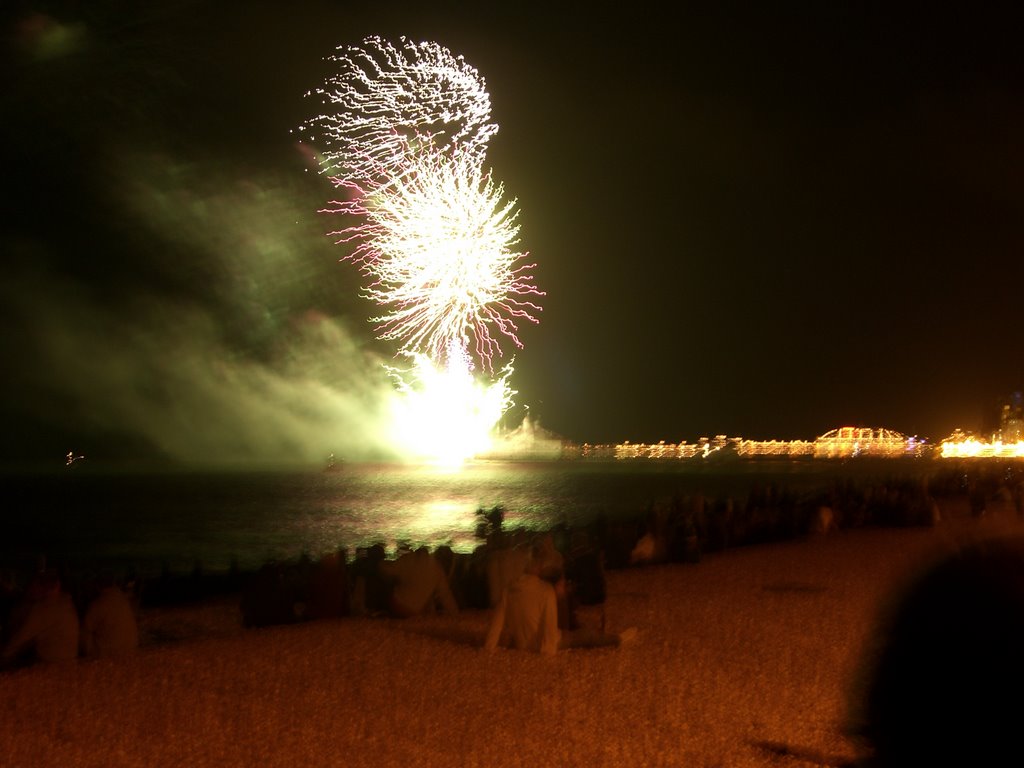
{"left": 325, "top": 146, "right": 542, "bottom": 371}
{"left": 297, "top": 35, "right": 498, "bottom": 189}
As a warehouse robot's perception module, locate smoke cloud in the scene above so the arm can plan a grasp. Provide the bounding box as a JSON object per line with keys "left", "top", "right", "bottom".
{"left": 1, "top": 151, "right": 408, "bottom": 468}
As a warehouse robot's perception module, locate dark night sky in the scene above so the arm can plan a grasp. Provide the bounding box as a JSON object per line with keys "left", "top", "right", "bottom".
{"left": 2, "top": 1, "right": 1023, "bottom": 467}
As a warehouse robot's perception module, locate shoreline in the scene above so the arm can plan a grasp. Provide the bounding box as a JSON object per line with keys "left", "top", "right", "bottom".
{"left": 132, "top": 493, "right": 1018, "bottom": 646}
{"left": 0, "top": 456, "right": 974, "bottom": 581}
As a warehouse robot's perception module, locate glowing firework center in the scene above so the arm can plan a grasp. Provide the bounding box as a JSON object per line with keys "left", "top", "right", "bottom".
{"left": 299, "top": 37, "right": 543, "bottom": 463}
{"left": 389, "top": 348, "right": 516, "bottom": 466}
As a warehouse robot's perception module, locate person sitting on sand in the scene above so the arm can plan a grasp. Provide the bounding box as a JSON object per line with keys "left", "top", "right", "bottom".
{"left": 484, "top": 541, "right": 635, "bottom": 655}
{"left": 379, "top": 546, "right": 458, "bottom": 618}
{"left": 485, "top": 538, "right": 531, "bottom": 608}
{"left": 1, "top": 569, "right": 79, "bottom": 667}
{"left": 81, "top": 573, "right": 139, "bottom": 659}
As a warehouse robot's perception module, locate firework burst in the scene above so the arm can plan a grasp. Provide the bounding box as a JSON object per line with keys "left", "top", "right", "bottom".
{"left": 325, "top": 146, "right": 542, "bottom": 371}
{"left": 297, "top": 36, "right": 498, "bottom": 189}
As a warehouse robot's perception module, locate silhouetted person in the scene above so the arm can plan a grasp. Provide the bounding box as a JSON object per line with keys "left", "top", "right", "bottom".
{"left": 2, "top": 569, "right": 79, "bottom": 666}
{"left": 485, "top": 542, "right": 530, "bottom": 608}
{"left": 432, "top": 544, "right": 461, "bottom": 605}
{"left": 81, "top": 573, "right": 139, "bottom": 659}
{"left": 379, "top": 546, "right": 458, "bottom": 618}
{"left": 565, "top": 530, "right": 606, "bottom": 607}
{"left": 306, "top": 551, "right": 349, "bottom": 620}
{"left": 349, "top": 544, "right": 390, "bottom": 617}
{"left": 529, "top": 533, "right": 577, "bottom": 631}
{"left": 967, "top": 476, "right": 988, "bottom": 517}
{"left": 485, "top": 541, "right": 633, "bottom": 655}
{"left": 241, "top": 562, "right": 301, "bottom": 628}
{"left": 532, "top": 533, "right": 564, "bottom": 582}
{"left": 433, "top": 544, "right": 455, "bottom": 582}
{"left": 850, "top": 536, "right": 1024, "bottom": 766}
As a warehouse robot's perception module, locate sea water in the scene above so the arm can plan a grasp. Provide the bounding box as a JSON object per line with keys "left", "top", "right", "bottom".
{"left": 1, "top": 458, "right": 934, "bottom": 577}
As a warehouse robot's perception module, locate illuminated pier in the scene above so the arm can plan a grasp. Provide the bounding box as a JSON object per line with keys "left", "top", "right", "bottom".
{"left": 529, "top": 424, "right": 1024, "bottom": 463}
{"left": 812, "top": 426, "right": 922, "bottom": 458}
{"left": 567, "top": 426, "right": 927, "bottom": 461}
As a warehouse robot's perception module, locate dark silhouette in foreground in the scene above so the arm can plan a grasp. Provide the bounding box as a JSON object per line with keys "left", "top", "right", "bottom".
{"left": 753, "top": 533, "right": 1024, "bottom": 767}
{"left": 849, "top": 535, "right": 1024, "bottom": 766}
{"left": 81, "top": 573, "right": 139, "bottom": 659}
{"left": 1, "top": 569, "right": 79, "bottom": 667}
{"left": 379, "top": 546, "right": 458, "bottom": 618}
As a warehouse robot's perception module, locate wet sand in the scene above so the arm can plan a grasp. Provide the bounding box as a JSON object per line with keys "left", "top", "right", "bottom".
{"left": 3, "top": 498, "right": 1021, "bottom": 768}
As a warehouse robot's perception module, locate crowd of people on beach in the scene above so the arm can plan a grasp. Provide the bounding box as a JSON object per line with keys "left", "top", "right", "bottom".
{"left": 3, "top": 461, "right": 1022, "bottom": 671}
{"left": 230, "top": 462, "right": 1021, "bottom": 642}
{"left": 4, "top": 462, "right": 1024, "bottom": 768}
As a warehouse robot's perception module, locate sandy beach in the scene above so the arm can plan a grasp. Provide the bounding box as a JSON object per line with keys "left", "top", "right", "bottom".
{"left": 3, "top": 497, "right": 1021, "bottom": 768}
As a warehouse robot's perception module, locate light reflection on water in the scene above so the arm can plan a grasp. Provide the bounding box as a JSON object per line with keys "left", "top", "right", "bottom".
{"left": 311, "top": 462, "right": 572, "bottom": 556}
{"left": 1, "top": 458, "right": 935, "bottom": 575}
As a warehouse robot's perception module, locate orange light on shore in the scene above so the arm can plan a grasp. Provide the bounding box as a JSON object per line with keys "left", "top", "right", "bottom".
{"left": 940, "top": 438, "right": 1024, "bottom": 459}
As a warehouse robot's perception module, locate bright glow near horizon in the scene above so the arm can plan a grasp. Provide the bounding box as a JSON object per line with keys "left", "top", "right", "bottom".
{"left": 387, "top": 349, "right": 515, "bottom": 466}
